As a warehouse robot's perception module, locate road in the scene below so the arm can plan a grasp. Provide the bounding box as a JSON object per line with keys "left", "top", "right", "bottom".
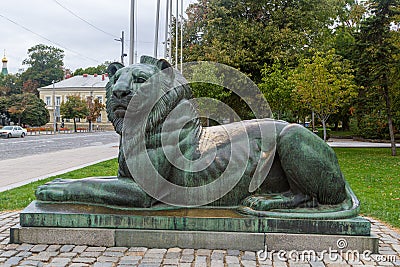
{"left": 0, "top": 131, "right": 120, "bottom": 161}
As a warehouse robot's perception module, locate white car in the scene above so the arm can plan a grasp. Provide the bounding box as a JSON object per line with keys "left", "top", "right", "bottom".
{"left": 0, "top": 126, "right": 27, "bottom": 138}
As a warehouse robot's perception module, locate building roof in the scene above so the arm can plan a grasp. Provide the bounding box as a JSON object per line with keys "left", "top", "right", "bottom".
{"left": 40, "top": 74, "right": 109, "bottom": 90}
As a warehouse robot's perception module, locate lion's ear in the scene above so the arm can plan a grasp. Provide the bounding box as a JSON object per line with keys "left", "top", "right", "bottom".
{"left": 157, "top": 59, "right": 175, "bottom": 82}
{"left": 107, "top": 62, "right": 124, "bottom": 78}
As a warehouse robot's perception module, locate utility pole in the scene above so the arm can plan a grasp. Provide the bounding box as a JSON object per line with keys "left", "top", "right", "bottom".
{"left": 129, "top": 0, "right": 135, "bottom": 65}
{"left": 164, "top": 0, "right": 170, "bottom": 59}
{"left": 114, "top": 31, "right": 127, "bottom": 64}
{"left": 175, "top": 0, "right": 178, "bottom": 69}
{"left": 154, "top": 0, "right": 161, "bottom": 58}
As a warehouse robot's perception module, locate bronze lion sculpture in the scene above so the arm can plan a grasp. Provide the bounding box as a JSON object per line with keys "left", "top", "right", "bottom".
{"left": 36, "top": 56, "right": 359, "bottom": 219}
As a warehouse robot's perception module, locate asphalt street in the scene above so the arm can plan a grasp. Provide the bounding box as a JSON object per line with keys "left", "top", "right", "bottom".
{"left": 0, "top": 131, "right": 119, "bottom": 161}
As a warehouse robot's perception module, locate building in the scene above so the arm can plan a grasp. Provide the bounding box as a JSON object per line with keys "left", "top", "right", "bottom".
{"left": 2, "top": 54, "right": 8, "bottom": 75}
{"left": 38, "top": 74, "right": 110, "bottom": 125}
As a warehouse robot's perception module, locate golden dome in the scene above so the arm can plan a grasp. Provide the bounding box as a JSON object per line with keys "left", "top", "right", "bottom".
{"left": 2, "top": 56, "right": 7, "bottom": 63}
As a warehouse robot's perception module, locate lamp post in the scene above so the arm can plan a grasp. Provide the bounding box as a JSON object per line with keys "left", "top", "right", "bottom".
{"left": 52, "top": 80, "right": 57, "bottom": 134}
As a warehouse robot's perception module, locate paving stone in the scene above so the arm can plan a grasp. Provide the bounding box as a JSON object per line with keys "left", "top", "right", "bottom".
{"left": 309, "top": 261, "right": 326, "bottom": 267}
{"left": 30, "top": 244, "right": 48, "bottom": 252}
{"left": 69, "top": 264, "right": 90, "bottom": 267}
{"left": 96, "top": 256, "right": 120, "bottom": 262}
{"left": 103, "top": 251, "right": 125, "bottom": 257}
{"left": 105, "top": 246, "right": 128, "bottom": 252}
{"left": 28, "top": 251, "right": 54, "bottom": 262}
{"left": 80, "top": 251, "right": 103, "bottom": 258}
{"left": 1, "top": 250, "right": 18, "bottom": 257}
{"left": 167, "top": 247, "right": 182, "bottom": 253}
{"left": 141, "top": 257, "right": 163, "bottom": 263}
{"left": 146, "top": 248, "right": 167, "bottom": 254}
{"left": 211, "top": 259, "right": 224, "bottom": 267}
{"left": 196, "top": 249, "right": 211, "bottom": 256}
{"left": 5, "top": 256, "right": 23, "bottom": 265}
{"left": 180, "top": 254, "right": 194, "bottom": 263}
{"left": 59, "top": 245, "right": 75, "bottom": 253}
{"left": 226, "top": 255, "right": 240, "bottom": 264}
{"left": 137, "top": 264, "right": 162, "bottom": 267}
{"left": 85, "top": 247, "right": 107, "bottom": 252}
{"left": 227, "top": 249, "right": 240, "bottom": 256}
{"left": 46, "top": 244, "right": 61, "bottom": 252}
{"left": 165, "top": 252, "right": 181, "bottom": 259}
{"left": 72, "top": 245, "right": 88, "bottom": 253}
{"left": 211, "top": 251, "right": 224, "bottom": 260}
{"left": 58, "top": 252, "right": 78, "bottom": 258}
{"left": 163, "top": 258, "right": 179, "bottom": 264}
{"left": 71, "top": 257, "right": 97, "bottom": 264}
{"left": 129, "top": 247, "right": 148, "bottom": 252}
{"left": 19, "top": 259, "right": 45, "bottom": 266}
{"left": 242, "top": 251, "right": 257, "bottom": 261}
{"left": 16, "top": 251, "right": 32, "bottom": 258}
{"left": 181, "top": 248, "right": 194, "bottom": 255}
{"left": 93, "top": 262, "right": 114, "bottom": 267}
{"left": 242, "top": 259, "right": 257, "bottom": 267}
{"left": 16, "top": 244, "right": 34, "bottom": 251}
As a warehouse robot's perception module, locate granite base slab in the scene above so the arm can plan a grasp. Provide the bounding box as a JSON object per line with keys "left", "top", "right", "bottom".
{"left": 10, "top": 225, "right": 379, "bottom": 252}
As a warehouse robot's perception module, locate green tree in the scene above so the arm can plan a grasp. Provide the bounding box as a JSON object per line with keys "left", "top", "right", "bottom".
{"left": 0, "top": 73, "right": 22, "bottom": 96}
{"left": 73, "top": 62, "right": 109, "bottom": 76}
{"left": 354, "top": 0, "right": 399, "bottom": 156}
{"left": 21, "top": 44, "right": 64, "bottom": 89}
{"left": 259, "top": 61, "right": 295, "bottom": 120}
{"left": 20, "top": 94, "right": 50, "bottom": 126}
{"left": 86, "top": 96, "right": 105, "bottom": 131}
{"left": 60, "top": 95, "right": 89, "bottom": 132}
{"left": 291, "top": 49, "right": 357, "bottom": 141}
{"left": 179, "top": 0, "right": 346, "bottom": 83}
{"left": 188, "top": 62, "right": 230, "bottom": 125}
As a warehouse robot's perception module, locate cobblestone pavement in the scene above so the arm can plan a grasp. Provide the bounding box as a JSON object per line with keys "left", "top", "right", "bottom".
{"left": 0, "top": 212, "right": 399, "bottom": 267}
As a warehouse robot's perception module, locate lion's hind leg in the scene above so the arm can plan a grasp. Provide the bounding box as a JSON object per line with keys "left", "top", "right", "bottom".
{"left": 277, "top": 124, "right": 347, "bottom": 205}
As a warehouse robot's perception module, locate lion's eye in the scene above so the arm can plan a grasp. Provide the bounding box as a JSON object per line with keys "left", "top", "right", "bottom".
{"left": 135, "top": 77, "right": 146, "bottom": 83}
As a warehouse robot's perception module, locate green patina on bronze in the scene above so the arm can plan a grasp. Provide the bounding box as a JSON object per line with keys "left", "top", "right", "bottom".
{"left": 35, "top": 56, "right": 360, "bottom": 220}
{"left": 20, "top": 201, "right": 371, "bottom": 236}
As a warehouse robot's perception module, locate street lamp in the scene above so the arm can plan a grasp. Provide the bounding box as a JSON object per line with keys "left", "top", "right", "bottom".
{"left": 52, "top": 80, "right": 57, "bottom": 134}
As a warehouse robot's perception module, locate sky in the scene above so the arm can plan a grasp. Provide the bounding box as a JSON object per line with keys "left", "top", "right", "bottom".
{"left": 0, "top": 0, "right": 195, "bottom": 74}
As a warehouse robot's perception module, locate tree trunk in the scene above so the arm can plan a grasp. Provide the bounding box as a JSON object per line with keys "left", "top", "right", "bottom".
{"left": 89, "top": 120, "right": 92, "bottom": 132}
{"left": 384, "top": 87, "right": 396, "bottom": 156}
{"left": 73, "top": 118, "right": 77, "bottom": 133}
{"left": 321, "top": 119, "right": 327, "bottom": 142}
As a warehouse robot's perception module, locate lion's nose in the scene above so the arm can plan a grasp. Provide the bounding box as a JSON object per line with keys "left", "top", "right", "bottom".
{"left": 112, "top": 87, "right": 130, "bottom": 99}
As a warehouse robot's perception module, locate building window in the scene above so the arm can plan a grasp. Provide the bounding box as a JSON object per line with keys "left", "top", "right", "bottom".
{"left": 56, "top": 96, "right": 61, "bottom": 106}
{"left": 97, "top": 114, "right": 102, "bottom": 123}
{"left": 97, "top": 96, "right": 103, "bottom": 104}
{"left": 45, "top": 96, "right": 51, "bottom": 106}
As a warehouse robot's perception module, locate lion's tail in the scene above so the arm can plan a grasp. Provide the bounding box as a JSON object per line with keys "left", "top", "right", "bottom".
{"left": 238, "top": 181, "right": 360, "bottom": 220}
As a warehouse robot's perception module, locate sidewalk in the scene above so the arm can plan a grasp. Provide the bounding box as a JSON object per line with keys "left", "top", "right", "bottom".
{"left": 0, "top": 143, "right": 119, "bottom": 193}
{"left": 0, "top": 212, "right": 399, "bottom": 266}
{"left": 328, "top": 138, "right": 400, "bottom": 148}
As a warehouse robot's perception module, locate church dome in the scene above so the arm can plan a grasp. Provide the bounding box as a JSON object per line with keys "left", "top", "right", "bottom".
{"left": 2, "top": 56, "right": 7, "bottom": 63}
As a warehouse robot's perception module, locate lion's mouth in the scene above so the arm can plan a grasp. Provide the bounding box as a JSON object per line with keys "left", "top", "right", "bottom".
{"left": 113, "top": 105, "right": 127, "bottom": 118}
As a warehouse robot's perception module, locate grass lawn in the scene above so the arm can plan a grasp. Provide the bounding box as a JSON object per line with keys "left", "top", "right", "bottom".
{"left": 0, "top": 159, "right": 118, "bottom": 211}
{"left": 0, "top": 148, "right": 398, "bottom": 229}
{"left": 334, "top": 148, "right": 400, "bottom": 229}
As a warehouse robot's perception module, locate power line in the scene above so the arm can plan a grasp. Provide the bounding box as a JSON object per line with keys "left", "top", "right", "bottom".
{"left": 0, "top": 13, "right": 100, "bottom": 63}
{"left": 52, "top": 0, "right": 120, "bottom": 40}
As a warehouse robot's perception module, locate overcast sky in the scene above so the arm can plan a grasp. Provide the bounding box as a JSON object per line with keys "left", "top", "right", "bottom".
{"left": 0, "top": 0, "right": 195, "bottom": 74}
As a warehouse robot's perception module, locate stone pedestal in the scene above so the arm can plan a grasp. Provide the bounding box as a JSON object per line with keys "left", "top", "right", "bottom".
{"left": 10, "top": 201, "right": 379, "bottom": 252}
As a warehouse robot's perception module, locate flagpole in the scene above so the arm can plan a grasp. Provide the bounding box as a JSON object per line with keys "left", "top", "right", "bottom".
{"left": 129, "top": 0, "right": 135, "bottom": 65}
{"left": 154, "top": 0, "right": 161, "bottom": 58}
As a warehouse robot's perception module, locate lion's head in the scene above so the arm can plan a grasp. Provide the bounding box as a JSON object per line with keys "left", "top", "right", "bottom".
{"left": 106, "top": 56, "right": 192, "bottom": 135}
